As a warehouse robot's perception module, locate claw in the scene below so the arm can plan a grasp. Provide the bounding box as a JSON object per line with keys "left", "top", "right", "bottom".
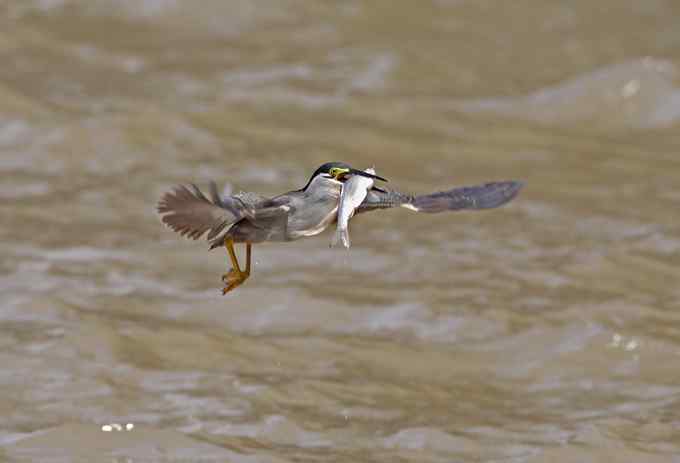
{"left": 221, "top": 268, "right": 240, "bottom": 284}
{"left": 221, "top": 280, "right": 242, "bottom": 295}
{"left": 220, "top": 240, "right": 252, "bottom": 295}
{"left": 220, "top": 268, "right": 249, "bottom": 295}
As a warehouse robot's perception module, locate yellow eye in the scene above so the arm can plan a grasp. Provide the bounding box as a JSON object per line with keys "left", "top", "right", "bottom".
{"left": 329, "top": 167, "right": 348, "bottom": 179}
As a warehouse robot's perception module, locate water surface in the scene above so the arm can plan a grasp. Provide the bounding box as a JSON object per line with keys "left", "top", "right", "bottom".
{"left": 2, "top": 1, "right": 680, "bottom": 461}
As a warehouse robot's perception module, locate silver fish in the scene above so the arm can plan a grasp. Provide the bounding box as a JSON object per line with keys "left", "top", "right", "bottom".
{"left": 331, "top": 167, "right": 376, "bottom": 248}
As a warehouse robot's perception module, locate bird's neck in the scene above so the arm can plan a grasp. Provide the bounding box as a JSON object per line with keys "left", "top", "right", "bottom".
{"left": 305, "top": 176, "right": 342, "bottom": 199}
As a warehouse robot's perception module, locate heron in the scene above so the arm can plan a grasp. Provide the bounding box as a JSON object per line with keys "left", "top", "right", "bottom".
{"left": 157, "top": 162, "right": 522, "bottom": 294}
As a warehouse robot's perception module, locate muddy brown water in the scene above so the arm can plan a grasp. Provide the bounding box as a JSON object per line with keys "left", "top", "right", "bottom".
{"left": 2, "top": 1, "right": 680, "bottom": 462}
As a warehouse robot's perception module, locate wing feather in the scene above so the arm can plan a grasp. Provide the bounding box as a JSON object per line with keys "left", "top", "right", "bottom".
{"left": 357, "top": 181, "right": 523, "bottom": 214}
{"left": 157, "top": 184, "right": 243, "bottom": 240}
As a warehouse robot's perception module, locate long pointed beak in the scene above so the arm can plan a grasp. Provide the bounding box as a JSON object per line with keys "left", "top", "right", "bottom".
{"left": 349, "top": 168, "right": 388, "bottom": 182}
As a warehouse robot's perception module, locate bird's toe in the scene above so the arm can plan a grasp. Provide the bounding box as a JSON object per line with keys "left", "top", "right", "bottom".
{"left": 220, "top": 268, "right": 250, "bottom": 295}
{"left": 221, "top": 268, "right": 240, "bottom": 284}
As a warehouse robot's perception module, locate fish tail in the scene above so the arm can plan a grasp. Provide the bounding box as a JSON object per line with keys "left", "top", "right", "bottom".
{"left": 331, "top": 228, "right": 350, "bottom": 249}
{"left": 340, "top": 228, "right": 350, "bottom": 248}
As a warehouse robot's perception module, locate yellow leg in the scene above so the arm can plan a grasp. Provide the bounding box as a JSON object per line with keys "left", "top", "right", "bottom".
{"left": 221, "top": 239, "right": 252, "bottom": 295}
{"left": 225, "top": 238, "right": 242, "bottom": 273}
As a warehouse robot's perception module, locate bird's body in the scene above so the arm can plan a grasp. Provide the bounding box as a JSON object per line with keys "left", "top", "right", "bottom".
{"left": 157, "top": 161, "right": 523, "bottom": 294}
{"left": 228, "top": 173, "right": 344, "bottom": 244}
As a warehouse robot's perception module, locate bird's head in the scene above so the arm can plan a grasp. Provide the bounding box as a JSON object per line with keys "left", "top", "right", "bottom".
{"left": 301, "top": 162, "right": 387, "bottom": 191}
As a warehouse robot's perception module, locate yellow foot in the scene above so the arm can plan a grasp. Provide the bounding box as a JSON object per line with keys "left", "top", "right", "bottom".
{"left": 221, "top": 268, "right": 240, "bottom": 284}
{"left": 221, "top": 268, "right": 249, "bottom": 295}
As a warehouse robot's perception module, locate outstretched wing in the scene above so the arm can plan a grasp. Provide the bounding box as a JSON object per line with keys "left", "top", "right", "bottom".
{"left": 157, "top": 182, "right": 266, "bottom": 241}
{"left": 357, "top": 181, "right": 523, "bottom": 214}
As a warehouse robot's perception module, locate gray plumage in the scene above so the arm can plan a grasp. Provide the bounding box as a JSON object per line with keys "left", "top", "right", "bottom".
{"left": 357, "top": 180, "right": 524, "bottom": 214}
{"left": 157, "top": 184, "right": 239, "bottom": 241}
{"left": 158, "top": 174, "right": 343, "bottom": 248}
{"left": 157, "top": 162, "right": 523, "bottom": 295}
{"left": 158, "top": 174, "right": 523, "bottom": 249}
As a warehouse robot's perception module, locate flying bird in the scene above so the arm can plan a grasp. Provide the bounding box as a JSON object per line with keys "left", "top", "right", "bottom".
{"left": 157, "top": 162, "right": 523, "bottom": 294}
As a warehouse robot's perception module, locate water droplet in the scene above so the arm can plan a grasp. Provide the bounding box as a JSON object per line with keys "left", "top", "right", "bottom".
{"left": 622, "top": 79, "right": 640, "bottom": 98}
{"left": 625, "top": 339, "right": 639, "bottom": 351}
{"left": 608, "top": 333, "right": 622, "bottom": 347}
